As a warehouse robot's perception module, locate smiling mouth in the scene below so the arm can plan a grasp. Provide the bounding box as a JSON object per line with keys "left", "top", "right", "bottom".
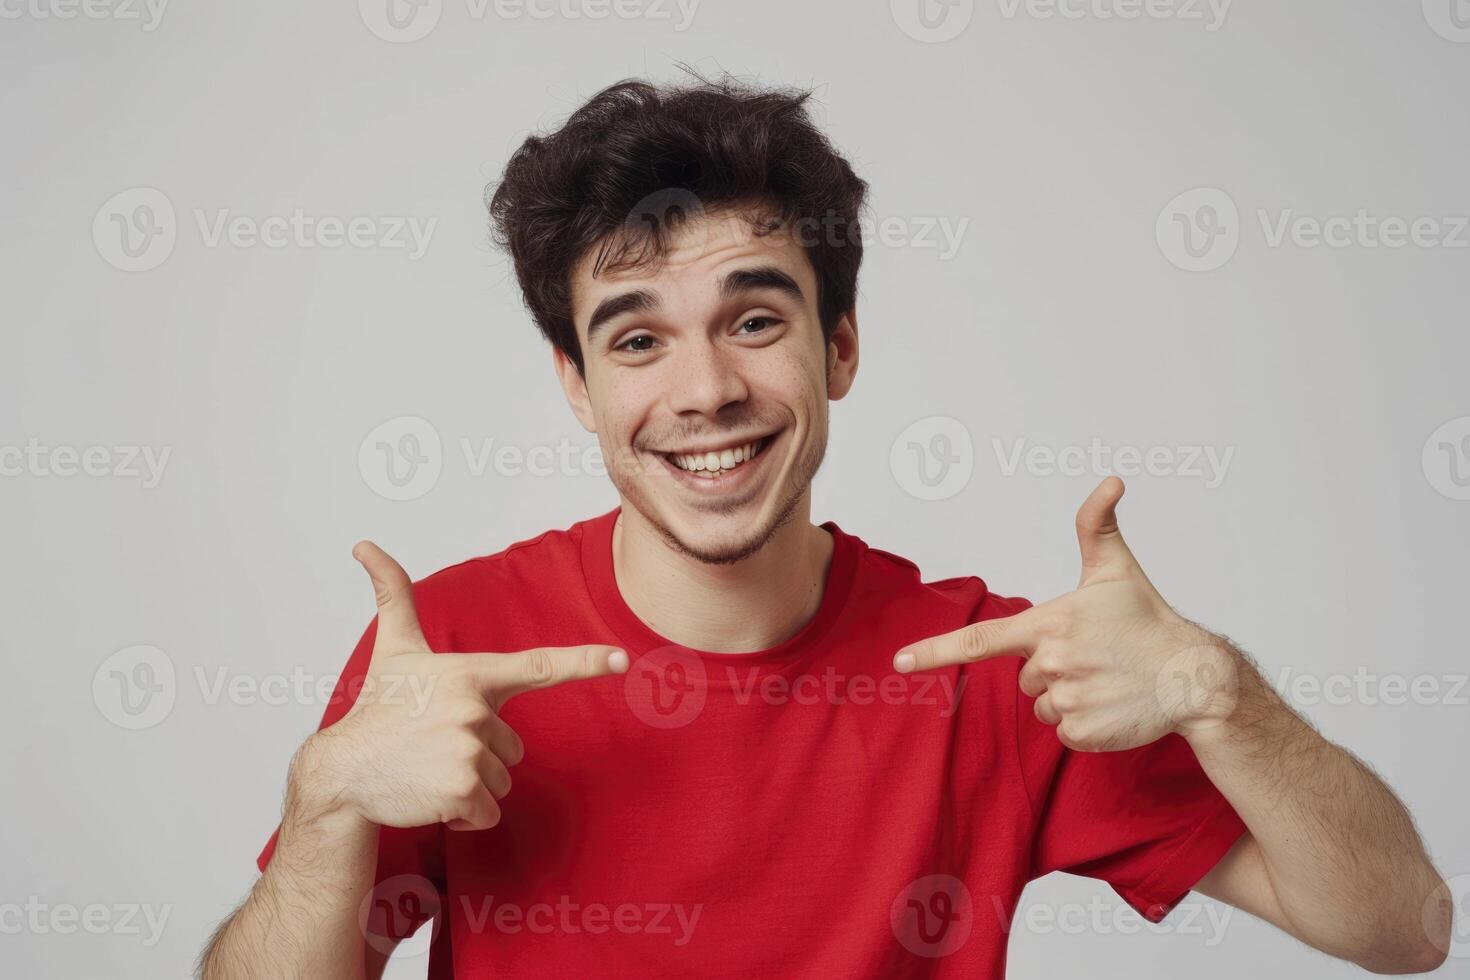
{"left": 660, "top": 436, "right": 773, "bottom": 479}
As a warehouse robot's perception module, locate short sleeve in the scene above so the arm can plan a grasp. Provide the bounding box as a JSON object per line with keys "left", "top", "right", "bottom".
{"left": 254, "top": 617, "right": 446, "bottom": 920}
{"left": 1018, "top": 680, "right": 1247, "bottom": 922}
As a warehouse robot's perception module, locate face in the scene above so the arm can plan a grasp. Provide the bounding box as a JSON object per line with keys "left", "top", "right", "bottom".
{"left": 556, "top": 204, "right": 859, "bottom": 565}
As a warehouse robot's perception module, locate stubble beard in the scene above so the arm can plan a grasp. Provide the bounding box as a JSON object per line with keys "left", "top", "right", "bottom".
{"left": 615, "top": 424, "right": 828, "bottom": 567}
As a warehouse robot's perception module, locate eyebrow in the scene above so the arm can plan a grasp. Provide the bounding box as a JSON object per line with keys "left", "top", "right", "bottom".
{"left": 583, "top": 265, "right": 805, "bottom": 343}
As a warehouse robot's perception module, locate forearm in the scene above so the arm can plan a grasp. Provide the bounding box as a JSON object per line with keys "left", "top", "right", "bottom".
{"left": 200, "top": 740, "right": 379, "bottom": 980}
{"left": 1186, "top": 644, "right": 1449, "bottom": 972}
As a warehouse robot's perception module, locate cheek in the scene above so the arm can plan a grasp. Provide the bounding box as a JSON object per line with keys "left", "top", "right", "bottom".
{"left": 760, "top": 346, "right": 827, "bottom": 425}
{"left": 590, "top": 373, "right": 660, "bottom": 446}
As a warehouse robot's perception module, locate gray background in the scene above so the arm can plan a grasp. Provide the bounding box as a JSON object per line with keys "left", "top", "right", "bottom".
{"left": 2, "top": 0, "right": 1468, "bottom": 976}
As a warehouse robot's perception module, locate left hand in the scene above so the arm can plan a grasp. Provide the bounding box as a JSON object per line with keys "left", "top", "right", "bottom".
{"left": 893, "top": 477, "right": 1239, "bottom": 752}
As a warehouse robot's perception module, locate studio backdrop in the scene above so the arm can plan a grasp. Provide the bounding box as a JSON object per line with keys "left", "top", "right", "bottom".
{"left": 2, "top": 1, "right": 1467, "bottom": 976}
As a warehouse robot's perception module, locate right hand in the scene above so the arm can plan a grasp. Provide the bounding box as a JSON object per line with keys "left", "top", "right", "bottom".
{"left": 294, "top": 541, "right": 627, "bottom": 832}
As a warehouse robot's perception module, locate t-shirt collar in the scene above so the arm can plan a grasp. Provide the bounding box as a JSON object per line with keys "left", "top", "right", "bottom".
{"left": 579, "top": 506, "right": 860, "bottom": 671}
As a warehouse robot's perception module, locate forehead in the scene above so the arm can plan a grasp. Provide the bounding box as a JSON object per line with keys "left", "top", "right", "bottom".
{"left": 568, "top": 207, "right": 816, "bottom": 332}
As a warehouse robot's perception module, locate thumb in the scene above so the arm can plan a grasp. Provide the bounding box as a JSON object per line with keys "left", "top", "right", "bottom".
{"left": 352, "top": 540, "right": 429, "bottom": 661}
{"left": 1075, "top": 476, "right": 1134, "bottom": 583}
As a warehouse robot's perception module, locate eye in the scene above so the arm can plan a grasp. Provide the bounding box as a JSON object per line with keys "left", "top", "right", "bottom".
{"left": 737, "top": 316, "right": 780, "bottom": 334}
{"left": 614, "top": 333, "right": 658, "bottom": 353}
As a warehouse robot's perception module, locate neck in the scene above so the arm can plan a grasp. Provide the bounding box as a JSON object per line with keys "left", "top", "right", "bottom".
{"left": 611, "top": 502, "right": 835, "bottom": 653}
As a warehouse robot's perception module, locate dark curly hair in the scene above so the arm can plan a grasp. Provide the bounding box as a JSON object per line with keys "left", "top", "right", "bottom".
{"left": 487, "top": 69, "right": 870, "bottom": 374}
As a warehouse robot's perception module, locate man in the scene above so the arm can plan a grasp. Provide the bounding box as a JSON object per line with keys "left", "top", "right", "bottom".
{"left": 199, "top": 74, "right": 1451, "bottom": 978}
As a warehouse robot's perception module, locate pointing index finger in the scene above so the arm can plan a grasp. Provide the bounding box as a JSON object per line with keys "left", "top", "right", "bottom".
{"left": 893, "top": 608, "right": 1040, "bottom": 673}
{"left": 471, "top": 645, "right": 629, "bottom": 708}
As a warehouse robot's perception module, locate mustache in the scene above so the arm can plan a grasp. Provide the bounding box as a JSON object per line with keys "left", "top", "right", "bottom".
{"left": 634, "top": 408, "right": 788, "bottom": 452}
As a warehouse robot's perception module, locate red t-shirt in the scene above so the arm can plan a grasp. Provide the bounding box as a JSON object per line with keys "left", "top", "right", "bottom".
{"left": 257, "top": 508, "right": 1245, "bottom": 977}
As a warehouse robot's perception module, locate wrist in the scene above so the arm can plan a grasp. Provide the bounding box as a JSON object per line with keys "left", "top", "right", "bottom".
{"left": 262, "top": 735, "right": 379, "bottom": 923}
{"left": 284, "top": 731, "right": 371, "bottom": 839}
{"left": 1163, "top": 625, "right": 1245, "bottom": 740}
{"left": 1175, "top": 636, "right": 1271, "bottom": 751}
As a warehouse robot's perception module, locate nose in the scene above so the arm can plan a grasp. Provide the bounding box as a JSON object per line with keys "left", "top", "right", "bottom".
{"left": 666, "top": 337, "right": 749, "bottom": 418}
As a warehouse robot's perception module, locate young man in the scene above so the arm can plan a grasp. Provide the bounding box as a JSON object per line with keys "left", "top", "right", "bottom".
{"left": 199, "top": 75, "right": 1451, "bottom": 978}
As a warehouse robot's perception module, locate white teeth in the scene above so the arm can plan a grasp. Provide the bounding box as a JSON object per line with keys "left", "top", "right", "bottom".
{"left": 669, "top": 439, "right": 764, "bottom": 475}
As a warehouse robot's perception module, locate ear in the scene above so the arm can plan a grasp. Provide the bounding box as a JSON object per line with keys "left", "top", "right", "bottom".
{"left": 552, "top": 347, "right": 597, "bottom": 433}
{"left": 825, "top": 308, "right": 859, "bottom": 401}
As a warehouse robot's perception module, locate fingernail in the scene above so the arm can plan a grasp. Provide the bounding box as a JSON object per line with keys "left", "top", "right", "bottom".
{"left": 893, "top": 651, "right": 915, "bottom": 673}
{"left": 608, "top": 649, "right": 629, "bottom": 673}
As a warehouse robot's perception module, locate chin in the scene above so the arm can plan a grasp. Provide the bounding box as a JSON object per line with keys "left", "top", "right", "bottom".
{"left": 660, "top": 502, "right": 798, "bottom": 565}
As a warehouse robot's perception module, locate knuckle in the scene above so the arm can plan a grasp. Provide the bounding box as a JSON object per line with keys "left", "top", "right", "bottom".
{"left": 1034, "top": 696, "right": 1063, "bottom": 727}
{"left": 958, "top": 626, "right": 990, "bottom": 660}
{"left": 1058, "top": 719, "right": 1101, "bottom": 751}
{"left": 1056, "top": 720, "right": 1083, "bottom": 749}
{"left": 454, "top": 698, "right": 490, "bottom": 727}
{"left": 450, "top": 770, "right": 481, "bottom": 800}
{"left": 452, "top": 732, "right": 484, "bottom": 762}
{"left": 501, "top": 728, "right": 526, "bottom": 765}
{"left": 1033, "top": 649, "right": 1066, "bottom": 676}
{"left": 441, "top": 663, "right": 480, "bottom": 693}
{"left": 1033, "top": 609, "right": 1070, "bottom": 639}
{"left": 490, "top": 766, "right": 512, "bottom": 799}
{"left": 522, "top": 649, "right": 555, "bottom": 687}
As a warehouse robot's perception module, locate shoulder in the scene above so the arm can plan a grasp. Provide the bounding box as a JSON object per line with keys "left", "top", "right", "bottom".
{"left": 836, "top": 523, "right": 1033, "bottom": 630}
{"left": 403, "top": 512, "right": 607, "bottom": 638}
{"left": 413, "top": 521, "right": 578, "bottom": 589}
